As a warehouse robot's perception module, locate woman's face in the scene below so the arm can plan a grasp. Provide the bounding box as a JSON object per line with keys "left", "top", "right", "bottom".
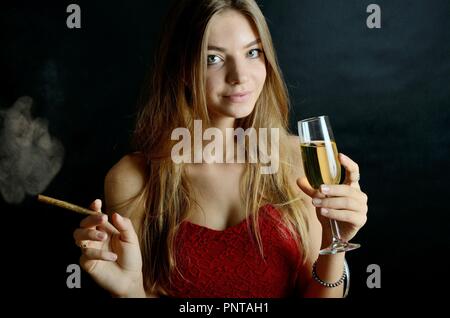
{"left": 205, "top": 9, "right": 267, "bottom": 121}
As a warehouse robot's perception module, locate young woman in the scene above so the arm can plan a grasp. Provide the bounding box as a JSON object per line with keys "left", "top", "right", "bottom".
{"left": 73, "top": 0, "right": 368, "bottom": 298}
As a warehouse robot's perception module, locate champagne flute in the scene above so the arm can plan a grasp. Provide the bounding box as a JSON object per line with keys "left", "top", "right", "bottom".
{"left": 298, "top": 115, "right": 360, "bottom": 255}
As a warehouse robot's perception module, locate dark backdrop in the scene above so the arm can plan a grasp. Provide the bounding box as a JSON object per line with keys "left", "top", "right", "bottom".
{"left": 1, "top": 0, "right": 449, "bottom": 303}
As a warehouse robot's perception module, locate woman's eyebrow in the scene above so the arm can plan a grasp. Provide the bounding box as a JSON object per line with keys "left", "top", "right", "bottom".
{"left": 207, "top": 38, "right": 261, "bottom": 52}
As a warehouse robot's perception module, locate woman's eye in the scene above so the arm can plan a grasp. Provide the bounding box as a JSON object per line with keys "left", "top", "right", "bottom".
{"left": 207, "top": 55, "right": 222, "bottom": 65}
{"left": 247, "top": 48, "right": 263, "bottom": 59}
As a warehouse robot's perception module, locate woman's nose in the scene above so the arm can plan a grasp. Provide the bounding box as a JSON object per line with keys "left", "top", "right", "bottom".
{"left": 226, "top": 59, "right": 249, "bottom": 85}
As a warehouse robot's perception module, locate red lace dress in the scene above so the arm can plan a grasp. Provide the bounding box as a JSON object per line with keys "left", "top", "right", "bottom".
{"left": 168, "top": 204, "right": 303, "bottom": 298}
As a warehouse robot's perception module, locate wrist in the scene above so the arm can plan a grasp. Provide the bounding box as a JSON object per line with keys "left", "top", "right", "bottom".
{"left": 127, "top": 278, "right": 147, "bottom": 298}
{"left": 114, "top": 287, "right": 146, "bottom": 298}
{"left": 125, "top": 285, "right": 147, "bottom": 298}
{"left": 313, "top": 254, "right": 350, "bottom": 297}
{"left": 113, "top": 276, "right": 146, "bottom": 298}
{"left": 313, "top": 258, "right": 345, "bottom": 287}
{"left": 314, "top": 253, "right": 346, "bottom": 284}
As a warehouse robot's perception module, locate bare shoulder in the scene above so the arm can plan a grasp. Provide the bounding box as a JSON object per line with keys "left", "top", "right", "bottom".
{"left": 104, "top": 152, "right": 148, "bottom": 223}
{"left": 105, "top": 152, "right": 147, "bottom": 187}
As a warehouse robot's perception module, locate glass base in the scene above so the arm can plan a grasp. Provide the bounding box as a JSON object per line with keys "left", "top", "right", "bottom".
{"left": 319, "top": 241, "right": 361, "bottom": 255}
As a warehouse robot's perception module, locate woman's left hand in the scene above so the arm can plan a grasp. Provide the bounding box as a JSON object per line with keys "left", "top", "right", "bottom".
{"left": 297, "top": 153, "right": 368, "bottom": 245}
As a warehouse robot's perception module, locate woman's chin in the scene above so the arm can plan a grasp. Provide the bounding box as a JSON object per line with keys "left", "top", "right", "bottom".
{"left": 220, "top": 104, "right": 256, "bottom": 119}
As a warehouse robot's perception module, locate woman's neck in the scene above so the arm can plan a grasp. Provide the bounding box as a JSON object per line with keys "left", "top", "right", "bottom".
{"left": 198, "top": 116, "right": 237, "bottom": 164}
{"left": 209, "top": 116, "right": 236, "bottom": 144}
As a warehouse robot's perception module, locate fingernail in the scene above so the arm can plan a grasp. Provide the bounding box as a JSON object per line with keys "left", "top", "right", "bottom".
{"left": 321, "top": 208, "right": 329, "bottom": 215}
{"left": 96, "top": 232, "right": 106, "bottom": 240}
{"left": 312, "top": 198, "right": 322, "bottom": 206}
{"left": 115, "top": 213, "right": 123, "bottom": 221}
{"left": 321, "top": 185, "right": 329, "bottom": 194}
{"left": 107, "top": 253, "right": 117, "bottom": 261}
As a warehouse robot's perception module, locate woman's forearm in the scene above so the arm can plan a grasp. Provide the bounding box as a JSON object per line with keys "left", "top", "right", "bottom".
{"left": 303, "top": 253, "right": 346, "bottom": 298}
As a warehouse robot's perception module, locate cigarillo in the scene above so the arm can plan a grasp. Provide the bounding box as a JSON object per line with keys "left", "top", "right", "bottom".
{"left": 37, "top": 194, "right": 120, "bottom": 235}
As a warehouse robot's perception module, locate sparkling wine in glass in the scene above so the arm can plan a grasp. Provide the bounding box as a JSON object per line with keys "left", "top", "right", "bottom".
{"left": 298, "top": 115, "right": 360, "bottom": 255}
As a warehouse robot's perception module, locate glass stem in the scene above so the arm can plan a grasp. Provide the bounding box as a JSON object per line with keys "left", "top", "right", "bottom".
{"left": 330, "top": 219, "right": 341, "bottom": 243}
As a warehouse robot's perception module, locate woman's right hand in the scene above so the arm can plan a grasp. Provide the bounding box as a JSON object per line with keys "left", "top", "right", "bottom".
{"left": 73, "top": 199, "right": 146, "bottom": 297}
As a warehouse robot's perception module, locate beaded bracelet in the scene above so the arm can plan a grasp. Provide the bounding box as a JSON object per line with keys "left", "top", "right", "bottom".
{"left": 312, "top": 259, "right": 347, "bottom": 288}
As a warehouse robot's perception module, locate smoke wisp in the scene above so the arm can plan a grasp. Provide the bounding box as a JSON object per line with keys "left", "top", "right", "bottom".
{"left": 0, "top": 96, "right": 64, "bottom": 204}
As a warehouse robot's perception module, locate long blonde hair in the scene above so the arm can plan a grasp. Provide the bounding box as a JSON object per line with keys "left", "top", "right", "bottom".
{"left": 132, "top": 0, "right": 310, "bottom": 295}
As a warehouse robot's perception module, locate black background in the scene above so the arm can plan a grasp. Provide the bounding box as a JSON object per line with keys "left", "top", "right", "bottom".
{"left": 1, "top": 0, "right": 449, "bottom": 305}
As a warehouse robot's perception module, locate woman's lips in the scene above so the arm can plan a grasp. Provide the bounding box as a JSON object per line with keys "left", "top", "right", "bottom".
{"left": 223, "top": 91, "right": 252, "bottom": 103}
